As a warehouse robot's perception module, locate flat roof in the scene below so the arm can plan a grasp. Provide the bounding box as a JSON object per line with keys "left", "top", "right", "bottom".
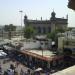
{"left": 27, "top": 50, "right": 55, "bottom": 57}
{"left": 20, "top": 50, "right": 63, "bottom": 62}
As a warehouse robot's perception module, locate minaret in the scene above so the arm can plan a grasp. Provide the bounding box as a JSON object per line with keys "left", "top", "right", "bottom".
{"left": 41, "top": 17, "right": 42, "bottom": 20}
{"left": 51, "top": 10, "right": 56, "bottom": 32}
{"left": 51, "top": 10, "right": 56, "bottom": 19}
{"left": 24, "top": 14, "right": 28, "bottom": 27}
{"left": 66, "top": 14, "right": 68, "bottom": 20}
{"left": 24, "top": 14, "right": 28, "bottom": 20}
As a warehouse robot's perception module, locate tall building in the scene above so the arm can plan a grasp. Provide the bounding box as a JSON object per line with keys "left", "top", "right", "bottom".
{"left": 24, "top": 11, "right": 68, "bottom": 35}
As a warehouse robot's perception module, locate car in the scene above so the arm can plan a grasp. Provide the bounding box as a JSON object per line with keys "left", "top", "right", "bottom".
{"left": 0, "top": 50, "right": 7, "bottom": 59}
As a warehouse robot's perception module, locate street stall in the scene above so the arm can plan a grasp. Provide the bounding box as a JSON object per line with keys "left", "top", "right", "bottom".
{"left": 15, "top": 49, "right": 63, "bottom": 71}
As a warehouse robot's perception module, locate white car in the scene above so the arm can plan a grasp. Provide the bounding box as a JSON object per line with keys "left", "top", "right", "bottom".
{"left": 0, "top": 50, "right": 7, "bottom": 58}
{"left": 1, "top": 51, "right": 7, "bottom": 56}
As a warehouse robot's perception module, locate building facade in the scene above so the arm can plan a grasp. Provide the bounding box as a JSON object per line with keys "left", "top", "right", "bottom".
{"left": 24, "top": 11, "right": 68, "bottom": 35}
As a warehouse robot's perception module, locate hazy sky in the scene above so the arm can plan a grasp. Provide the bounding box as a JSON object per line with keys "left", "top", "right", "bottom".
{"left": 0, "top": 0, "right": 75, "bottom": 27}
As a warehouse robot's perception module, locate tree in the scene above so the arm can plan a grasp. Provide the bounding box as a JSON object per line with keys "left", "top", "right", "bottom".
{"left": 3, "top": 25, "right": 9, "bottom": 32}
{"left": 23, "top": 26, "right": 35, "bottom": 39}
{"left": 47, "top": 31, "right": 57, "bottom": 41}
{"left": 56, "top": 28, "right": 65, "bottom": 33}
{"left": 47, "top": 31, "right": 58, "bottom": 49}
{"left": 4, "top": 24, "right": 16, "bottom": 32}
{"left": 9, "top": 24, "right": 16, "bottom": 31}
{"left": 47, "top": 28, "right": 66, "bottom": 49}
{"left": 67, "top": 28, "right": 72, "bottom": 31}
{"left": 47, "top": 28, "right": 66, "bottom": 41}
{"left": 4, "top": 24, "right": 16, "bottom": 39}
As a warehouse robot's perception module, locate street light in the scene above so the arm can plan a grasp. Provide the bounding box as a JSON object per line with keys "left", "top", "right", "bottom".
{"left": 1, "top": 28, "right": 3, "bottom": 40}
{"left": 19, "top": 10, "right": 23, "bottom": 40}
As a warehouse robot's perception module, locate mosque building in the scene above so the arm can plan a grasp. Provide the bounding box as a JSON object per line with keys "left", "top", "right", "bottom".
{"left": 24, "top": 11, "right": 68, "bottom": 35}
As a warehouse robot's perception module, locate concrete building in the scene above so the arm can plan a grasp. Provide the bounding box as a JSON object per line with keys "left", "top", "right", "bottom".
{"left": 24, "top": 11, "right": 68, "bottom": 35}
{"left": 58, "top": 37, "right": 75, "bottom": 55}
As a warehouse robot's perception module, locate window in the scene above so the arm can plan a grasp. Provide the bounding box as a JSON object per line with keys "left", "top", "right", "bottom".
{"left": 48, "top": 27, "right": 51, "bottom": 33}
{"left": 43, "top": 27, "right": 46, "bottom": 34}
{"left": 38, "top": 26, "right": 41, "bottom": 33}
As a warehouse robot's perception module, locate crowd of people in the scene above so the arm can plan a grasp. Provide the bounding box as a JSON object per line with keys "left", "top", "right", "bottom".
{"left": 0, "top": 61, "right": 49, "bottom": 75}
{"left": 0, "top": 61, "right": 31, "bottom": 75}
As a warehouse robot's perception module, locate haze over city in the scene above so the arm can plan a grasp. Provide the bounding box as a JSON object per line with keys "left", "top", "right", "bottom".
{"left": 0, "top": 0, "right": 75, "bottom": 27}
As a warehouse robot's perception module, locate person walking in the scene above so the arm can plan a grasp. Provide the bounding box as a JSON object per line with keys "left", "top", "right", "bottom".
{"left": 20, "top": 68, "right": 24, "bottom": 75}
{"left": 0, "top": 64, "right": 2, "bottom": 75}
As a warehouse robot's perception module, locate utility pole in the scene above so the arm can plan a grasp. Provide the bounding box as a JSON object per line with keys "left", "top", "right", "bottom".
{"left": 19, "top": 10, "right": 23, "bottom": 40}
{"left": 2, "top": 28, "right": 3, "bottom": 40}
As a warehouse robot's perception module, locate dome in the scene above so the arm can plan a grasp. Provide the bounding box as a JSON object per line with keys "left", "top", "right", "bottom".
{"left": 24, "top": 15, "right": 27, "bottom": 19}
{"left": 51, "top": 11, "right": 56, "bottom": 18}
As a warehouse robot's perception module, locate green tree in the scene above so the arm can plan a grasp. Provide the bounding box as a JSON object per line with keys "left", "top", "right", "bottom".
{"left": 4, "top": 24, "right": 16, "bottom": 32}
{"left": 67, "top": 28, "right": 72, "bottom": 31}
{"left": 4, "top": 24, "right": 16, "bottom": 39}
{"left": 47, "top": 31, "right": 58, "bottom": 41}
{"left": 47, "top": 28, "right": 65, "bottom": 40}
{"left": 47, "top": 31, "right": 58, "bottom": 49}
{"left": 9, "top": 24, "right": 16, "bottom": 31}
{"left": 56, "top": 28, "right": 65, "bottom": 33}
{"left": 47, "top": 28, "right": 66, "bottom": 48}
{"left": 4, "top": 25, "right": 9, "bottom": 32}
{"left": 24, "top": 26, "right": 35, "bottom": 39}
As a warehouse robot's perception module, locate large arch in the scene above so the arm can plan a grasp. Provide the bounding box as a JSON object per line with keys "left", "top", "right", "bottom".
{"left": 37, "top": 26, "right": 41, "bottom": 33}
{"left": 42, "top": 27, "right": 46, "bottom": 34}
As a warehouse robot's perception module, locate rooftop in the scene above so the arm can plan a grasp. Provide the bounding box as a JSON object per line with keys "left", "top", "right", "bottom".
{"left": 20, "top": 50, "right": 63, "bottom": 62}
{"left": 25, "top": 17, "right": 68, "bottom": 24}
